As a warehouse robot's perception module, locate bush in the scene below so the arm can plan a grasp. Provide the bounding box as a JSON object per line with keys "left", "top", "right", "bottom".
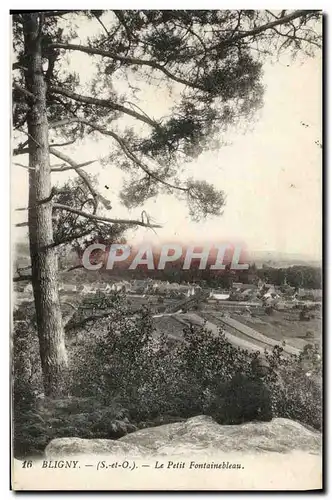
{"left": 300, "top": 309, "right": 311, "bottom": 321}
{"left": 12, "top": 315, "right": 44, "bottom": 458}
{"left": 13, "top": 294, "right": 322, "bottom": 458}
{"left": 69, "top": 296, "right": 322, "bottom": 431}
{"left": 265, "top": 306, "right": 274, "bottom": 315}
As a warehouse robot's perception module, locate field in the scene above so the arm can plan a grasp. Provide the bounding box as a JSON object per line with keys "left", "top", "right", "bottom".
{"left": 231, "top": 311, "right": 322, "bottom": 350}
{"left": 198, "top": 300, "right": 322, "bottom": 347}
{"left": 153, "top": 300, "right": 322, "bottom": 355}
{"left": 14, "top": 287, "right": 322, "bottom": 355}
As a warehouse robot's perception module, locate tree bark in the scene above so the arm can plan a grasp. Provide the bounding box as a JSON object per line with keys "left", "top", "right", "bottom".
{"left": 23, "top": 14, "right": 68, "bottom": 397}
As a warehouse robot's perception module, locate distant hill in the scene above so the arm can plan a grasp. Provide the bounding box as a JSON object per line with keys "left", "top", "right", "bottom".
{"left": 248, "top": 251, "right": 322, "bottom": 269}
{"left": 13, "top": 239, "right": 322, "bottom": 274}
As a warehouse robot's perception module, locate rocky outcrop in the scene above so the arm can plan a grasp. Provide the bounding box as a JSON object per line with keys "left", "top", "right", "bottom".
{"left": 45, "top": 415, "right": 321, "bottom": 458}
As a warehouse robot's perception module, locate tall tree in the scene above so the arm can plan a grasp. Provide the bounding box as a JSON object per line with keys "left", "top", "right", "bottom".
{"left": 12, "top": 10, "right": 322, "bottom": 396}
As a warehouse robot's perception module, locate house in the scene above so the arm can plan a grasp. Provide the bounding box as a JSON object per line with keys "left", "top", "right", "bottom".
{"left": 275, "top": 300, "right": 293, "bottom": 311}
{"left": 296, "top": 288, "right": 322, "bottom": 301}
{"left": 241, "top": 288, "right": 257, "bottom": 299}
{"left": 81, "top": 284, "right": 96, "bottom": 294}
{"left": 209, "top": 292, "right": 230, "bottom": 301}
{"left": 179, "top": 283, "right": 194, "bottom": 292}
{"left": 153, "top": 281, "right": 170, "bottom": 292}
{"left": 186, "top": 288, "right": 196, "bottom": 297}
{"left": 280, "top": 284, "right": 296, "bottom": 297}
{"left": 152, "top": 281, "right": 175, "bottom": 295}
{"left": 261, "top": 289, "right": 281, "bottom": 308}
{"left": 232, "top": 282, "right": 244, "bottom": 290}
{"left": 232, "top": 282, "right": 257, "bottom": 291}
{"left": 263, "top": 292, "right": 280, "bottom": 299}
{"left": 108, "top": 281, "right": 132, "bottom": 293}
{"left": 98, "top": 283, "right": 115, "bottom": 293}
{"left": 168, "top": 282, "right": 181, "bottom": 290}
{"left": 131, "top": 279, "right": 149, "bottom": 294}
{"left": 260, "top": 283, "right": 276, "bottom": 296}
{"left": 242, "top": 284, "right": 257, "bottom": 290}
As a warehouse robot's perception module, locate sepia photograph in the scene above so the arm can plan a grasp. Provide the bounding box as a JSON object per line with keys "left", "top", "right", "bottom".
{"left": 10, "top": 8, "right": 323, "bottom": 491}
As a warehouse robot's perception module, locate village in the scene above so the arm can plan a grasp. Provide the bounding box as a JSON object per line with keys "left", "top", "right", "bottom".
{"left": 16, "top": 275, "right": 322, "bottom": 359}
{"left": 55, "top": 277, "right": 322, "bottom": 305}
{"left": 18, "top": 275, "right": 322, "bottom": 305}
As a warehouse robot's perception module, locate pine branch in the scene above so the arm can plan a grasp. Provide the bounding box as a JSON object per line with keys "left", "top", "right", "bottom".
{"left": 13, "top": 83, "right": 36, "bottom": 101}
{"left": 213, "top": 9, "right": 320, "bottom": 50}
{"left": 49, "top": 117, "right": 189, "bottom": 194}
{"left": 13, "top": 274, "right": 32, "bottom": 282}
{"left": 14, "top": 159, "right": 97, "bottom": 171}
{"left": 13, "top": 147, "right": 29, "bottom": 156}
{"left": 48, "top": 86, "right": 158, "bottom": 128}
{"left": 42, "top": 10, "right": 75, "bottom": 18}
{"left": 65, "top": 264, "right": 84, "bottom": 272}
{"left": 50, "top": 148, "right": 111, "bottom": 210}
{"left": 52, "top": 203, "right": 162, "bottom": 228}
{"left": 49, "top": 139, "right": 77, "bottom": 148}
{"left": 12, "top": 62, "right": 28, "bottom": 71}
{"left": 64, "top": 310, "right": 119, "bottom": 332}
{"left": 51, "top": 159, "right": 97, "bottom": 172}
{"left": 49, "top": 43, "right": 206, "bottom": 91}
{"left": 13, "top": 162, "right": 35, "bottom": 170}
{"left": 51, "top": 230, "right": 92, "bottom": 248}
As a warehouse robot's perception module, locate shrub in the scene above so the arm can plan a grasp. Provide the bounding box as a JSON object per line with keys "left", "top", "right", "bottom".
{"left": 265, "top": 306, "right": 274, "bottom": 315}
{"left": 69, "top": 296, "right": 322, "bottom": 430}
{"left": 299, "top": 309, "right": 310, "bottom": 321}
{"left": 13, "top": 293, "right": 322, "bottom": 458}
{"left": 12, "top": 314, "right": 44, "bottom": 458}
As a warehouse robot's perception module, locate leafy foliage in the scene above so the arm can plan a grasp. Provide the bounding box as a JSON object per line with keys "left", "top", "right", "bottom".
{"left": 70, "top": 296, "right": 322, "bottom": 430}
{"left": 13, "top": 294, "right": 322, "bottom": 457}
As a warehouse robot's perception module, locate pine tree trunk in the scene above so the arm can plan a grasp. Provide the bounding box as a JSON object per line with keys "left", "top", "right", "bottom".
{"left": 23, "top": 14, "right": 68, "bottom": 397}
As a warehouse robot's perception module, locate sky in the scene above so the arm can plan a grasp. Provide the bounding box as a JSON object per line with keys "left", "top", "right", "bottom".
{"left": 11, "top": 14, "right": 322, "bottom": 260}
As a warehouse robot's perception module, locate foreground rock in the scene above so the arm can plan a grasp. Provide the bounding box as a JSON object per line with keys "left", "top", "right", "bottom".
{"left": 45, "top": 415, "right": 321, "bottom": 458}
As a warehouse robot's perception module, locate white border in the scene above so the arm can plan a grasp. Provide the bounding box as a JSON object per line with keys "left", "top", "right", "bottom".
{"left": 2, "top": 2, "right": 329, "bottom": 498}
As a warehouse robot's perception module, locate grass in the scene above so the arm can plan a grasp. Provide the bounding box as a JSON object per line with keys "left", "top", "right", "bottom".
{"left": 232, "top": 310, "right": 321, "bottom": 350}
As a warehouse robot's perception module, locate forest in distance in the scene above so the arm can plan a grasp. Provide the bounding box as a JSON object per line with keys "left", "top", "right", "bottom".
{"left": 15, "top": 241, "right": 322, "bottom": 289}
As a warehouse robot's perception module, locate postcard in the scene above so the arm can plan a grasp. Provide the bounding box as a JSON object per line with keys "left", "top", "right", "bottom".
{"left": 11, "top": 9, "right": 322, "bottom": 491}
